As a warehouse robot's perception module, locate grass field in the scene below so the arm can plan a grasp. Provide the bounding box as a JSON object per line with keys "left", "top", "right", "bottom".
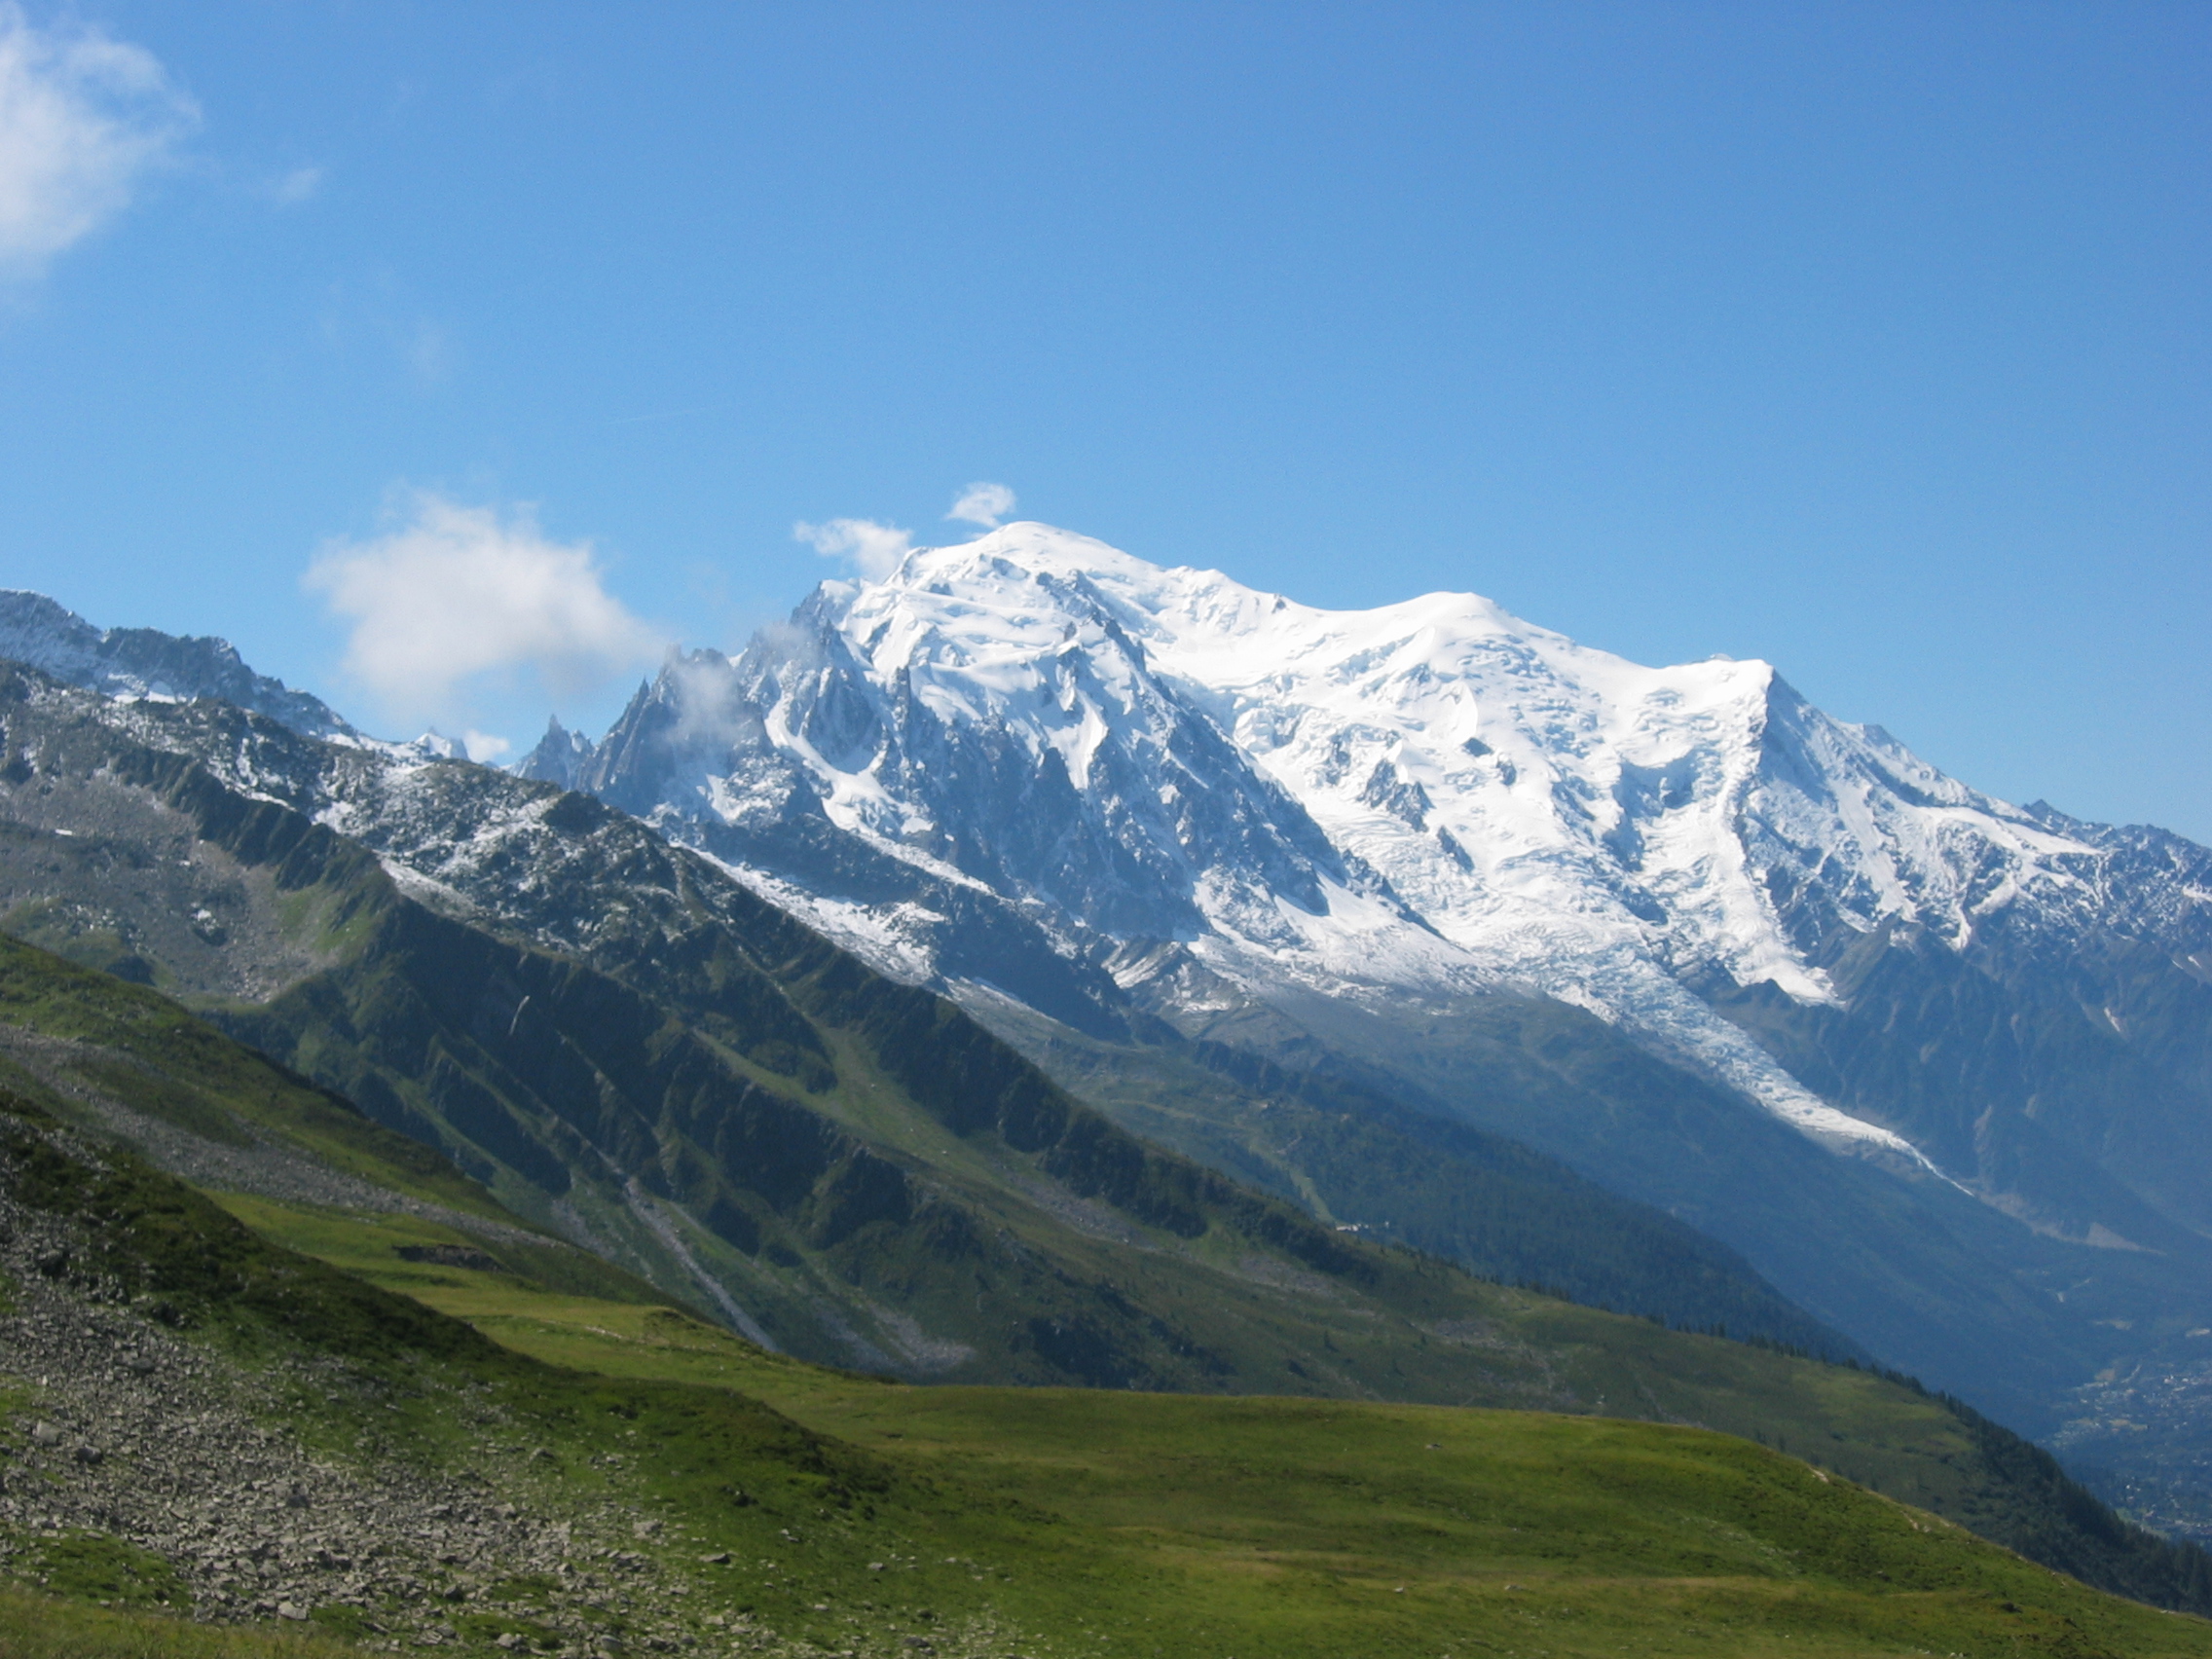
{"left": 15, "top": 1364, "right": 2212, "bottom": 1659}
{"left": 216, "top": 1189, "right": 2083, "bottom": 1528}
{"left": 138, "top": 1189, "right": 2212, "bottom": 1657}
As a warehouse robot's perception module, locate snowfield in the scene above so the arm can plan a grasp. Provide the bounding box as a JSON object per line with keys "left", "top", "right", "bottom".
{"left": 590, "top": 522, "right": 2157, "bottom": 1173}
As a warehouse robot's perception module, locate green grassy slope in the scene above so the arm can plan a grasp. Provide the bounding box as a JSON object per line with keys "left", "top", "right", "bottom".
{"left": 0, "top": 1589, "right": 357, "bottom": 1659}
{"left": 0, "top": 931, "right": 504, "bottom": 1223}
{"left": 0, "top": 931, "right": 680, "bottom": 1310}
{"left": 237, "top": 1188, "right": 2212, "bottom": 1620}
{"left": 8, "top": 1094, "right": 2212, "bottom": 1659}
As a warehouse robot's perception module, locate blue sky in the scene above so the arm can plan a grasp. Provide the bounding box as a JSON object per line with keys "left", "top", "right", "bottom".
{"left": 1, "top": 3, "right": 2206, "bottom": 833}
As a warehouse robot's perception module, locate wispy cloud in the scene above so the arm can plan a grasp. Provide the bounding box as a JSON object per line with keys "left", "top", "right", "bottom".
{"left": 947, "top": 482, "right": 1015, "bottom": 529}
{"left": 305, "top": 491, "right": 661, "bottom": 731}
{"left": 794, "top": 517, "right": 913, "bottom": 581}
{"left": 0, "top": 3, "right": 197, "bottom": 278}
{"left": 461, "top": 729, "right": 512, "bottom": 764}
{"left": 267, "top": 165, "right": 322, "bottom": 206}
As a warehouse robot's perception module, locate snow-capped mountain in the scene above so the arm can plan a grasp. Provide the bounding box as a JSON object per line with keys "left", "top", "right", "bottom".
{"left": 11, "top": 560, "right": 2212, "bottom": 1471}
{"left": 0, "top": 591, "right": 518, "bottom": 769}
{"left": 0, "top": 590, "right": 359, "bottom": 741}
{"left": 554, "top": 523, "right": 2211, "bottom": 1187}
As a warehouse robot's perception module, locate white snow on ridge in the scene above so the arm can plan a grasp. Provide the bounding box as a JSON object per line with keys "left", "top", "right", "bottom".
{"left": 690, "top": 524, "right": 2128, "bottom": 1164}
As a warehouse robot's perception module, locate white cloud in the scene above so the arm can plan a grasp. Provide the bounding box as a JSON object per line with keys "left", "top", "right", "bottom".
{"left": 794, "top": 517, "right": 913, "bottom": 581}
{"left": 0, "top": 4, "right": 198, "bottom": 277}
{"left": 461, "top": 730, "right": 512, "bottom": 764}
{"left": 305, "top": 492, "right": 661, "bottom": 722}
{"left": 946, "top": 482, "right": 1015, "bottom": 529}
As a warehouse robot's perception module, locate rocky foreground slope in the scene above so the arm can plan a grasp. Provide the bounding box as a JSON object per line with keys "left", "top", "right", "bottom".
{"left": 0, "top": 1226, "right": 619, "bottom": 1647}
{"left": 0, "top": 1100, "right": 912, "bottom": 1656}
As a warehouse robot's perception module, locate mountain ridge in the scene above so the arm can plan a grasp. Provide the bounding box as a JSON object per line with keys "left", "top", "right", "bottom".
{"left": 0, "top": 589, "right": 359, "bottom": 744}
{"left": 567, "top": 522, "right": 2212, "bottom": 1189}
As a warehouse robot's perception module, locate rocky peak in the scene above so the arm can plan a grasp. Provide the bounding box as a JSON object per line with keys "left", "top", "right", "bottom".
{"left": 0, "top": 589, "right": 356, "bottom": 741}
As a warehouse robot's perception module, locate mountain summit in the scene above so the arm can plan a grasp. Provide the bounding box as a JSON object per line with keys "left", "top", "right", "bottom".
{"left": 571, "top": 525, "right": 2207, "bottom": 1176}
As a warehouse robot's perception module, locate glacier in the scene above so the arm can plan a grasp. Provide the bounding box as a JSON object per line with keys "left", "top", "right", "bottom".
{"left": 550, "top": 522, "right": 2170, "bottom": 1182}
